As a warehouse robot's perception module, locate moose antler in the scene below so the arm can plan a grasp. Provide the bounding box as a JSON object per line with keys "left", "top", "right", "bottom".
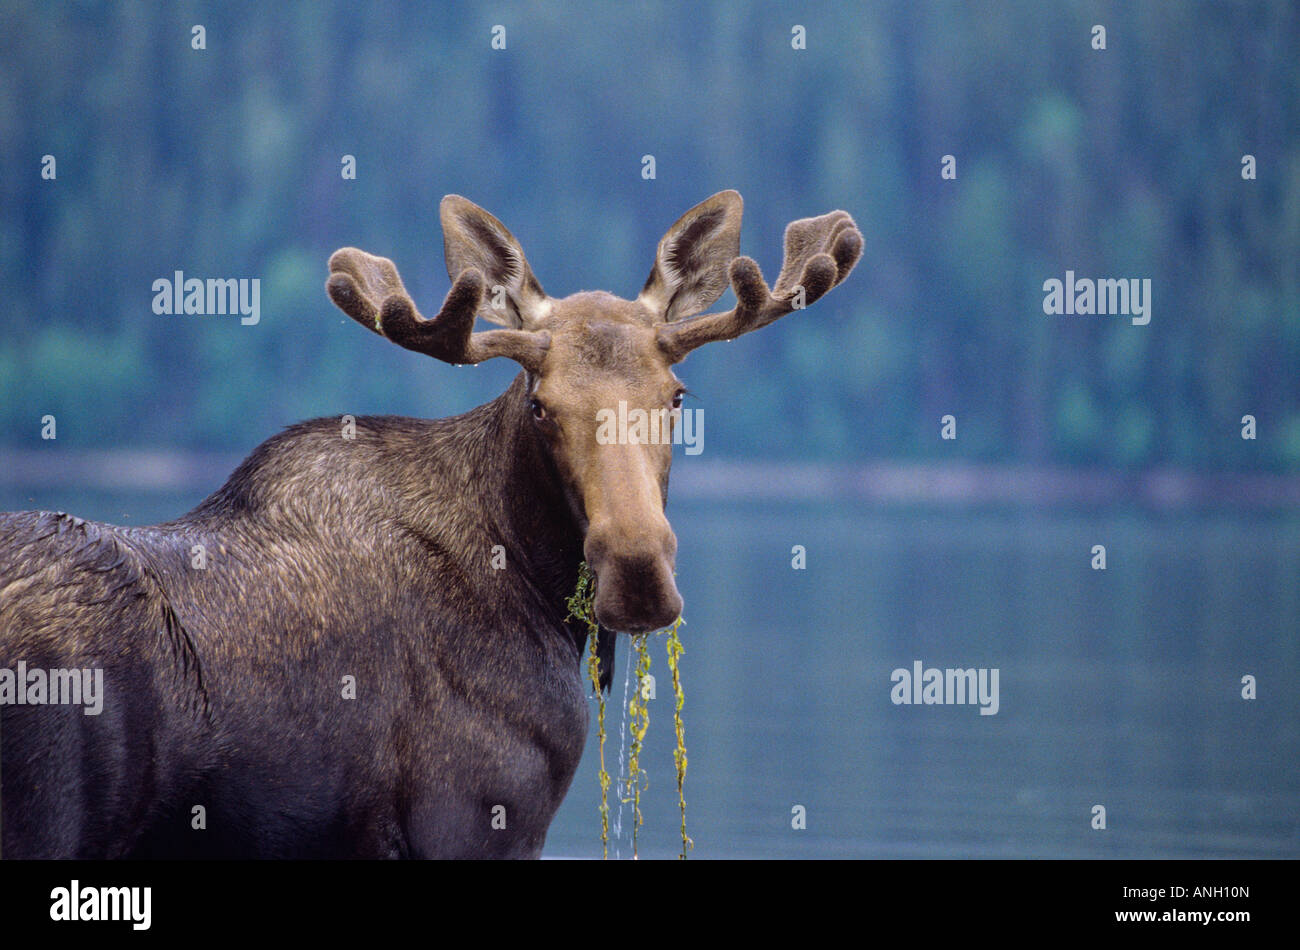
{"left": 656, "top": 210, "right": 863, "bottom": 361}
{"left": 326, "top": 248, "right": 549, "bottom": 371}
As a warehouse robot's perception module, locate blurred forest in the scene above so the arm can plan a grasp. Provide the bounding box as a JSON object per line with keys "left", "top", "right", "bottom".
{"left": 0, "top": 0, "right": 1297, "bottom": 471}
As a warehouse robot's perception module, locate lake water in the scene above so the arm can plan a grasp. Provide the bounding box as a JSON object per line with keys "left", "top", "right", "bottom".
{"left": 4, "top": 487, "right": 1297, "bottom": 858}
{"left": 550, "top": 500, "right": 1300, "bottom": 859}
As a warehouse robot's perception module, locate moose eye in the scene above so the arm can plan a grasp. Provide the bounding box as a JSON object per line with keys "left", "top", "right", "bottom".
{"left": 530, "top": 398, "right": 547, "bottom": 422}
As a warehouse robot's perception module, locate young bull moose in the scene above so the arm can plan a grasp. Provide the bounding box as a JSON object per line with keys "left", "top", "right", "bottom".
{"left": 0, "top": 191, "right": 861, "bottom": 858}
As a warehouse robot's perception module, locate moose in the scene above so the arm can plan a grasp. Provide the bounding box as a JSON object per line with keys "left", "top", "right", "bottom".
{"left": 0, "top": 191, "right": 861, "bottom": 858}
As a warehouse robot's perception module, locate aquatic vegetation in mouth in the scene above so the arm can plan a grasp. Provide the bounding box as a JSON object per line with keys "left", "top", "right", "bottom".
{"left": 665, "top": 617, "right": 692, "bottom": 859}
{"left": 624, "top": 632, "right": 651, "bottom": 857}
{"left": 567, "top": 562, "right": 690, "bottom": 860}
{"left": 565, "top": 562, "right": 609, "bottom": 858}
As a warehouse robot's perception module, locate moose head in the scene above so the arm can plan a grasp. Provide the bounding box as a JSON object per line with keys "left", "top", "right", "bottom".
{"left": 326, "top": 191, "right": 862, "bottom": 635}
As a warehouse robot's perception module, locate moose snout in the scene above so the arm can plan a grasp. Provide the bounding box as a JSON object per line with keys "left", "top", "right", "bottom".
{"left": 584, "top": 521, "right": 683, "bottom": 634}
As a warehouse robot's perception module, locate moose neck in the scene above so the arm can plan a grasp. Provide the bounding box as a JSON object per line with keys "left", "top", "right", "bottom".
{"left": 464, "top": 372, "right": 586, "bottom": 635}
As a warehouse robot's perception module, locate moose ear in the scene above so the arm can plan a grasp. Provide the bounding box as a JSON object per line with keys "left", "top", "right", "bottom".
{"left": 639, "top": 190, "right": 744, "bottom": 322}
{"left": 440, "top": 195, "right": 551, "bottom": 328}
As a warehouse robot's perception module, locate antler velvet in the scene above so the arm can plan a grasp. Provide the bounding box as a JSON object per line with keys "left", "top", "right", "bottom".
{"left": 326, "top": 248, "right": 549, "bottom": 371}
{"left": 656, "top": 210, "right": 863, "bottom": 362}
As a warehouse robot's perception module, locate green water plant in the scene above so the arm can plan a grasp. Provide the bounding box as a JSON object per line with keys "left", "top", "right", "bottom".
{"left": 566, "top": 561, "right": 690, "bottom": 860}
{"left": 624, "top": 632, "right": 651, "bottom": 857}
{"left": 565, "top": 562, "right": 609, "bottom": 858}
{"left": 665, "top": 617, "right": 692, "bottom": 859}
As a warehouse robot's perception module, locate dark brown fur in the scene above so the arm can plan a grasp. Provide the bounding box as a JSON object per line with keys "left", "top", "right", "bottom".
{"left": 1, "top": 381, "right": 605, "bottom": 857}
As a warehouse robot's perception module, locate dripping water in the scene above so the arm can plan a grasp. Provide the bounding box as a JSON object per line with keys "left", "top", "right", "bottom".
{"left": 611, "top": 642, "right": 634, "bottom": 859}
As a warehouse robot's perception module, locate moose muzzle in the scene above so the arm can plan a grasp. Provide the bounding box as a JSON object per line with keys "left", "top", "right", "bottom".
{"left": 584, "top": 520, "right": 683, "bottom": 634}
